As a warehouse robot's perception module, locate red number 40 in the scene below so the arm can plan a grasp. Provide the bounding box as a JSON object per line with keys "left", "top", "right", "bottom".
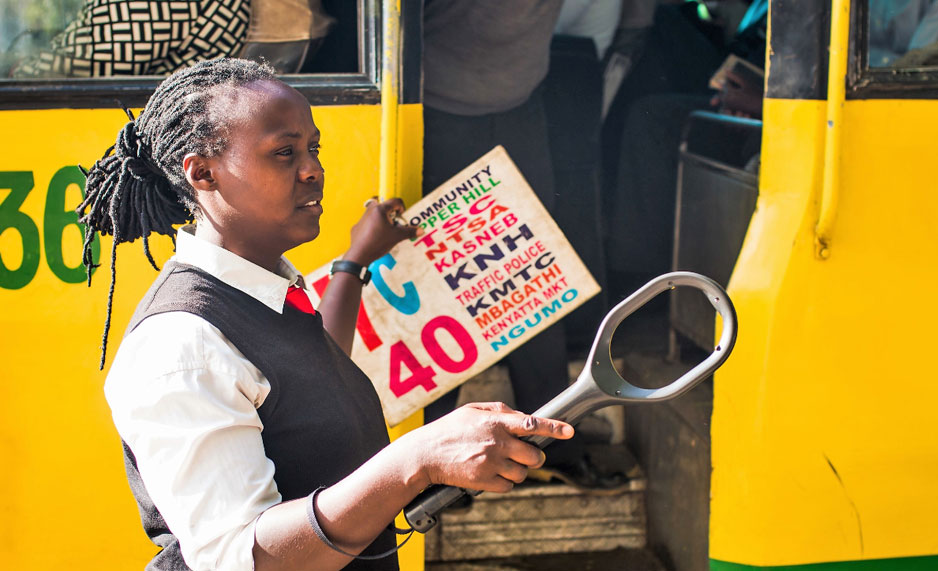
{"left": 312, "top": 274, "right": 479, "bottom": 398}
{"left": 389, "top": 316, "right": 478, "bottom": 397}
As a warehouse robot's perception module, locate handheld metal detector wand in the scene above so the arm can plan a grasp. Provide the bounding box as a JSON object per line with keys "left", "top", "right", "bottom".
{"left": 404, "top": 271, "right": 738, "bottom": 533}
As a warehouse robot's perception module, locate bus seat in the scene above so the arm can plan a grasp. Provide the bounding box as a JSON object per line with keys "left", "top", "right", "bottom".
{"left": 669, "top": 110, "right": 761, "bottom": 354}
{"left": 240, "top": 0, "right": 334, "bottom": 73}
{"left": 240, "top": 41, "right": 315, "bottom": 74}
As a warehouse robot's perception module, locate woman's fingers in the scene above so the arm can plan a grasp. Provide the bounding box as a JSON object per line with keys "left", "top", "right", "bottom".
{"left": 347, "top": 196, "right": 421, "bottom": 263}
{"left": 369, "top": 197, "right": 405, "bottom": 225}
{"left": 415, "top": 403, "right": 574, "bottom": 490}
{"left": 373, "top": 196, "right": 421, "bottom": 237}
{"left": 464, "top": 401, "right": 515, "bottom": 414}
{"left": 489, "top": 475, "right": 517, "bottom": 494}
{"left": 499, "top": 458, "right": 529, "bottom": 485}
{"left": 461, "top": 402, "right": 574, "bottom": 464}
{"left": 503, "top": 443, "right": 547, "bottom": 470}
{"left": 377, "top": 196, "right": 405, "bottom": 214}
{"left": 463, "top": 401, "right": 571, "bottom": 439}
{"left": 502, "top": 411, "right": 575, "bottom": 441}
{"left": 383, "top": 199, "right": 422, "bottom": 236}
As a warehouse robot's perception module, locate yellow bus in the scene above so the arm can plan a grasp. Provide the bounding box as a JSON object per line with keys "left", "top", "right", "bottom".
{"left": 710, "top": 0, "right": 938, "bottom": 569}
{"left": 2, "top": 1, "right": 938, "bottom": 570}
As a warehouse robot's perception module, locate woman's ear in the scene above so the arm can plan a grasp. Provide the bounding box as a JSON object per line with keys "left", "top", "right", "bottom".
{"left": 183, "top": 153, "right": 217, "bottom": 191}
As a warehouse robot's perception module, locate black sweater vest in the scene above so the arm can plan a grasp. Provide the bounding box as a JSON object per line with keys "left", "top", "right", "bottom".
{"left": 121, "top": 262, "right": 398, "bottom": 570}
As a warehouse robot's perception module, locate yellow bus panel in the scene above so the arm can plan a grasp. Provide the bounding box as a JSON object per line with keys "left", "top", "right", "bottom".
{"left": 0, "top": 102, "right": 425, "bottom": 569}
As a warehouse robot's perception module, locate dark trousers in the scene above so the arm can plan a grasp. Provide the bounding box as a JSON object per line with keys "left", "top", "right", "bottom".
{"left": 543, "top": 35, "right": 608, "bottom": 351}
{"left": 606, "top": 93, "right": 710, "bottom": 280}
{"left": 600, "top": 4, "right": 725, "bottom": 293}
{"left": 421, "top": 86, "right": 569, "bottom": 423}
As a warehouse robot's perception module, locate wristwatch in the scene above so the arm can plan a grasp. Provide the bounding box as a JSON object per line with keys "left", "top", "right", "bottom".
{"left": 330, "top": 259, "right": 372, "bottom": 285}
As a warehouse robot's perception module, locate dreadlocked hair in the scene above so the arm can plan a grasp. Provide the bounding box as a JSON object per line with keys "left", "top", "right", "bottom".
{"left": 77, "top": 57, "right": 277, "bottom": 369}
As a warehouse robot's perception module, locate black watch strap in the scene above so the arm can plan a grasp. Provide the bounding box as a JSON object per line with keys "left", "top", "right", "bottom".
{"left": 330, "top": 259, "right": 371, "bottom": 285}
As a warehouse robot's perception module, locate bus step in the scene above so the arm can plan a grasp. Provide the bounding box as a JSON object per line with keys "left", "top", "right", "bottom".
{"left": 424, "top": 480, "right": 648, "bottom": 563}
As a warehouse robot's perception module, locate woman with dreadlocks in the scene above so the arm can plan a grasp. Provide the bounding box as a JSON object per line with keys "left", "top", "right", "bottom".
{"left": 78, "top": 58, "right": 573, "bottom": 571}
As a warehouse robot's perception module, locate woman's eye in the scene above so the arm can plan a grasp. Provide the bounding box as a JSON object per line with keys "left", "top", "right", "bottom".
{"left": 309, "top": 144, "right": 321, "bottom": 154}
{"left": 276, "top": 148, "right": 294, "bottom": 157}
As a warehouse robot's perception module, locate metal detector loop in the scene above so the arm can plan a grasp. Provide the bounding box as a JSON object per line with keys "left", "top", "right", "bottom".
{"left": 586, "top": 271, "right": 737, "bottom": 402}
{"left": 404, "top": 271, "right": 737, "bottom": 533}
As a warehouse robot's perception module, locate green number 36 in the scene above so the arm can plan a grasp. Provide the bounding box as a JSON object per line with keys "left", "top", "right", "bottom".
{"left": 0, "top": 168, "right": 100, "bottom": 290}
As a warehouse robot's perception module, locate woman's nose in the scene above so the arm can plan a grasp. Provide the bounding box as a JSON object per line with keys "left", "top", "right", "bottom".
{"left": 300, "top": 155, "right": 324, "bottom": 182}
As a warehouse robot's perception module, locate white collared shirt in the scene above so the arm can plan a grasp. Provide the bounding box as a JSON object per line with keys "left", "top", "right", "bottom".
{"left": 105, "top": 226, "right": 315, "bottom": 571}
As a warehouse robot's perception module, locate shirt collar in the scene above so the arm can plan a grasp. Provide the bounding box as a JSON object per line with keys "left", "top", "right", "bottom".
{"left": 174, "top": 225, "right": 303, "bottom": 314}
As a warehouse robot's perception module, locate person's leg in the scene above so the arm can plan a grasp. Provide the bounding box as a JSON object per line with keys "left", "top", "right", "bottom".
{"left": 488, "top": 88, "right": 595, "bottom": 471}
{"left": 600, "top": 4, "right": 725, "bottom": 228}
{"left": 544, "top": 35, "right": 608, "bottom": 353}
{"left": 489, "top": 87, "right": 570, "bottom": 416}
{"left": 606, "top": 93, "right": 711, "bottom": 295}
{"left": 490, "top": 85, "right": 556, "bottom": 213}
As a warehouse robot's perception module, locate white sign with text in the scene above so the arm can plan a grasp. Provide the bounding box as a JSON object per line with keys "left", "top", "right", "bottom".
{"left": 307, "top": 146, "right": 600, "bottom": 426}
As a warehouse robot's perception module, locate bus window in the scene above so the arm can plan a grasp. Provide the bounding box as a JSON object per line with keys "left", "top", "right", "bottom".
{"left": 847, "top": 0, "right": 938, "bottom": 97}
{"left": 0, "top": 0, "right": 376, "bottom": 108}
{"left": 0, "top": 0, "right": 354, "bottom": 77}
{"left": 0, "top": 0, "right": 85, "bottom": 77}
{"left": 868, "top": 0, "right": 938, "bottom": 68}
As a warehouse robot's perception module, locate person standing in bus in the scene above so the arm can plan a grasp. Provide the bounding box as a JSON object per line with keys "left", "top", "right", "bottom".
{"left": 79, "top": 57, "right": 573, "bottom": 571}
{"left": 420, "top": 0, "right": 582, "bottom": 461}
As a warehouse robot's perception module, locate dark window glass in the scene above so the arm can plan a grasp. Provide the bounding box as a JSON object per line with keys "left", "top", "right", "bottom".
{"left": 0, "top": 0, "right": 362, "bottom": 78}
{"left": 867, "top": 0, "right": 938, "bottom": 68}
{"left": 0, "top": 0, "right": 376, "bottom": 108}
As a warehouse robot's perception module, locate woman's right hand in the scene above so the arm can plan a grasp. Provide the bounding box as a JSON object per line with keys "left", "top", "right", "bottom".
{"left": 406, "top": 402, "right": 574, "bottom": 493}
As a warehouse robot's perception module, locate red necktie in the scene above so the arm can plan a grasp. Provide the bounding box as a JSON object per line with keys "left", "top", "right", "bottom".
{"left": 285, "top": 285, "right": 316, "bottom": 315}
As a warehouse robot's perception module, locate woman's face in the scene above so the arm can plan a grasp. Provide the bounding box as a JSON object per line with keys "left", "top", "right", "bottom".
{"left": 195, "top": 79, "right": 325, "bottom": 269}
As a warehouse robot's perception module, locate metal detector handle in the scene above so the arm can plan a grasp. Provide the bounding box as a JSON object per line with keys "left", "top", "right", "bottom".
{"left": 403, "top": 271, "right": 736, "bottom": 534}
{"left": 404, "top": 379, "right": 601, "bottom": 532}
{"left": 405, "top": 485, "right": 476, "bottom": 533}
{"left": 403, "top": 378, "right": 597, "bottom": 533}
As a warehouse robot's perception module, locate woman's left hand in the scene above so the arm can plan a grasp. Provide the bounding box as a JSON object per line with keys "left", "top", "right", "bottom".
{"left": 343, "top": 197, "right": 421, "bottom": 265}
